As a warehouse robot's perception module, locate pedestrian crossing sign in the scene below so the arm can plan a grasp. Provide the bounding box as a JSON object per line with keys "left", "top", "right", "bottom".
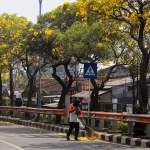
{"left": 84, "top": 63, "right": 97, "bottom": 79}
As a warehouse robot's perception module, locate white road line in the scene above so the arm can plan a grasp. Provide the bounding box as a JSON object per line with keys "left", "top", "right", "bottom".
{"left": 0, "top": 140, "right": 25, "bottom": 150}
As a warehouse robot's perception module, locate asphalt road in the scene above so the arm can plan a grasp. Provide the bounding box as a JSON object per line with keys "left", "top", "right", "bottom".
{"left": 0, "top": 122, "right": 149, "bottom": 150}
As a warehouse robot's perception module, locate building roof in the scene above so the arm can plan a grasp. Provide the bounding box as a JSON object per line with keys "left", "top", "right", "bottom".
{"left": 71, "top": 91, "right": 92, "bottom": 98}
{"left": 43, "top": 95, "right": 61, "bottom": 98}
{"left": 71, "top": 90, "right": 110, "bottom": 98}
{"left": 42, "top": 103, "right": 58, "bottom": 108}
{"left": 100, "top": 66, "right": 130, "bottom": 78}
{"left": 105, "top": 76, "right": 132, "bottom": 87}
{"left": 37, "top": 77, "right": 92, "bottom": 94}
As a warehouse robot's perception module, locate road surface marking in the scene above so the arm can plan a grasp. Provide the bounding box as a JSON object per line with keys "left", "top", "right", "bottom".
{"left": 0, "top": 139, "right": 25, "bottom": 150}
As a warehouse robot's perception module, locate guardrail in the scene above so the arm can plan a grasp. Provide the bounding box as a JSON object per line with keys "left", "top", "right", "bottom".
{"left": 0, "top": 106, "right": 67, "bottom": 117}
{"left": 1, "top": 106, "right": 150, "bottom": 135}
{"left": 82, "top": 111, "right": 150, "bottom": 124}
{"left": 0, "top": 106, "right": 150, "bottom": 124}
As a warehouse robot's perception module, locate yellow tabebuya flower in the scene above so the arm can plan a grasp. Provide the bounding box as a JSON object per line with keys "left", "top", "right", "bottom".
{"left": 134, "top": 58, "right": 138, "bottom": 62}
{"left": 45, "top": 29, "right": 52, "bottom": 36}
{"left": 97, "top": 43, "right": 103, "bottom": 47}
{"left": 51, "top": 15, "right": 55, "bottom": 19}
{"left": 28, "top": 28, "right": 33, "bottom": 32}
{"left": 1, "top": 44, "right": 7, "bottom": 48}
{"left": 117, "top": 57, "right": 123, "bottom": 61}
{"left": 104, "top": 37, "right": 111, "bottom": 41}
{"left": 128, "top": 41, "right": 133, "bottom": 46}
{"left": 32, "top": 38, "right": 36, "bottom": 41}
{"left": 102, "top": 61, "right": 110, "bottom": 66}
{"left": 34, "top": 32, "right": 38, "bottom": 36}
{"left": 127, "top": 58, "right": 131, "bottom": 62}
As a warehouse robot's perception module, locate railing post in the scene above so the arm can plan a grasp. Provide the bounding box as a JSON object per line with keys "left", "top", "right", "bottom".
{"left": 99, "top": 103, "right": 104, "bottom": 130}
{"left": 64, "top": 92, "right": 70, "bottom": 124}
{"left": 126, "top": 104, "right": 133, "bottom": 136}
{"left": 91, "top": 115, "right": 95, "bottom": 128}
{"left": 48, "top": 114, "right": 51, "bottom": 122}
{"left": 43, "top": 114, "right": 46, "bottom": 120}
{"left": 112, "top": 99, "right": 118, "bottom": 131}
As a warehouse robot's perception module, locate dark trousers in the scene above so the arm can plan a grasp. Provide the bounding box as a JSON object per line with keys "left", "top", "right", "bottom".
{"left": 67, "top": 122, "right": 79, "bottom": 139}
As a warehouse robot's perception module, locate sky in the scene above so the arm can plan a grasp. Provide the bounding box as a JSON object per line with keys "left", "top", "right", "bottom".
{"left": 0, "top": 0, "right": 76, "bottom": 23}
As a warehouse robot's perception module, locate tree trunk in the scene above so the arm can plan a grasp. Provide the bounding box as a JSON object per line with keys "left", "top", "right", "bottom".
{"left": 90, "top": 79, "right": 99, "bottom": 111}
{"left": 55, "top": 81, "right": 73, "bottom": 124}
{"left": 133, "top": 55, "right": 149, "bottom": 137}
{"left": 52, "top": 62, "right": 74, "bottom": 124}
{"left": 9, "top": 65, "right": 14, "bottom": 116}
{"left": 27, "top": 77, "right": 36, "bottom": 107}
{"left": 25, "top": 77, "right": 36, "bottom": 118}
{"left": 55, "top": 89, "right": 67, "bottom": 124}
{"left": 139, "top": 55, "right": 149, "bottom": 107}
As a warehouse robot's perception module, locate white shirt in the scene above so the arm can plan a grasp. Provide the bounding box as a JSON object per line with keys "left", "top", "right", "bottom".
{"left": 69, "top": 109, "right": 78, "bottom": 122}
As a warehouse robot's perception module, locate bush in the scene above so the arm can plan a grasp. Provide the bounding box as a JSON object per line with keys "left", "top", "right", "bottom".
{"left": 104, "top": 120, "right": 112, "bottom": 130}
{"left": 117, "top": 121, "right": 128, "bottom": 133}
{"left": 133, "top": 105, "right": 147, "bottom": 114}
{"left": 133, "top": 105, "right": 146, "bottom": 137}
{"left": 0, "top": 96, "right": 9, "bottom": 106}
{"left": 51, "top": 115, "right": 56, "bottom": 123}
{"left": 61, "top": 116, "right": 64, "bottom": 123}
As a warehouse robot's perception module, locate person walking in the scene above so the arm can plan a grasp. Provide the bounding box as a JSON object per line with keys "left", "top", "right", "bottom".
{"left": 66, "top": 100, "right": 82, "bottom": 141}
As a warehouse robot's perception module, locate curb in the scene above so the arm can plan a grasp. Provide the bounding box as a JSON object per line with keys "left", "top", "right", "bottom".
{"left": 91, "top": 132, "right": 150, "bottom": 148}
{"left": 0, "top": 116, "right": 150, "bottom": 148}
{"left": 0, "top": 116, "right": 86, "bottom": 137}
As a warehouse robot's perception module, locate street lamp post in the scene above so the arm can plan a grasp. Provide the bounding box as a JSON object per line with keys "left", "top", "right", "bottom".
{"left": 35, "top": 0, "right": 42, "bottom": 122}
{"left": 39, "top": 0, "right": 42, "bottom": 16}
{"left": 38, "top": 0, "right": 42, "bottom": 109}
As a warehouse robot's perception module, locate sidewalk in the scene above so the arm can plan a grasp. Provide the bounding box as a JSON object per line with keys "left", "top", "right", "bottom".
{"left": 0, "top": 116, "right": 150, "bottom": 148}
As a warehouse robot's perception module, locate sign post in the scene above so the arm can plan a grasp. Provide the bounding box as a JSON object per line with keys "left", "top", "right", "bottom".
{"left": 84, "top": 63, "right": 97, "bottom": 125}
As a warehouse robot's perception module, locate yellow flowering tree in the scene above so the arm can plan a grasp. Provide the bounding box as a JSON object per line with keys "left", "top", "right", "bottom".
{"left": 76, "top": 0, "right": 150, "bottom": 108}
{"left": 37, "top": 1, "right": 139, "bottom": 113}
{"left": 61, "top": 21, "right": 112, "bottom": 62}
{"left": 0, "top": 14, "right": 29, "bottom": 106}
{"left": 27, "top": 21, "right": 77, "bottom": 123}
{"left": 7, "top": 22, "right": 39, "bottom": 108}
{"left": 38, "top": 2, "right": 84, "bottom": 31}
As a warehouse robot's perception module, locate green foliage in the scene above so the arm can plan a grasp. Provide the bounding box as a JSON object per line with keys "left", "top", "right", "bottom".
{"left": 134, "top": 123, "right": 146, "bottom": 137}
{"left": 41, "top": 67, "right": 48, "bottom": 73}
{"left": 133, "top": 104, "right": 147, "bottom": 114}
{"left": 117, "top": 121, "right": 128, "bottom": 133}
{"left": 51, "top": 115, "right": 56, "bottom": 123}
{"left": 104, "top": 120, "right": 112, "bottom": 130}
{"left": 60, "top": 116, "right": 64, "bottom": 123}
{"left": 0, "top": 96, "right": 9, "bottom": 106}
{"left": 18, "top": 70, "right": 27, "bottom": 89}
{"left": 38, "top": 3, "right": 78, "bottom": 29}
{"left": 32, "top": 113, "right": 36, "bottom": 119}
{"left": 61, "top": 21, "right": 111, "bottom": 62}
{"left": 20, "top": 112, "right": 25, "bottom": 117}
{"left": 133, "top": 105, "right": 147, "bottom": 137}
{"left": 104, "top": 120, "right": 128, "bottom": 133}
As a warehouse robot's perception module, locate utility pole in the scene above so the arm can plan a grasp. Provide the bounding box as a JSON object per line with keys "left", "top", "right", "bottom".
{"left": 35, "top": 0, "right": 42, "bottom": 122}
{"left": 38, "top": 0, "right": 42, "bottom": 109}
{"left": 39, "top": 0, "right": 42, "bottom": 16}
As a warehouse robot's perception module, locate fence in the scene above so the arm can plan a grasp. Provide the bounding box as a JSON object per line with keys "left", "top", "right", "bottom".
{"left": 1, "top": 106, "right": 150, "bottom": 136}
{"left": 0, "top": 106, "right": 67, "bottom": 117}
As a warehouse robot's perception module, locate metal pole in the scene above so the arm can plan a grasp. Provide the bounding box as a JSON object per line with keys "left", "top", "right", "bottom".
{"left": 35, "top": 0, "right": 42, "bottom": 122}
{"left": 87, "top": 79, "right": 90, "bottom": 125}
{"left": 39, "top": 0, "right": 42, "bottom": 16}
{"left": 38, "top": 0, "right": 42, "bottom": 109}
